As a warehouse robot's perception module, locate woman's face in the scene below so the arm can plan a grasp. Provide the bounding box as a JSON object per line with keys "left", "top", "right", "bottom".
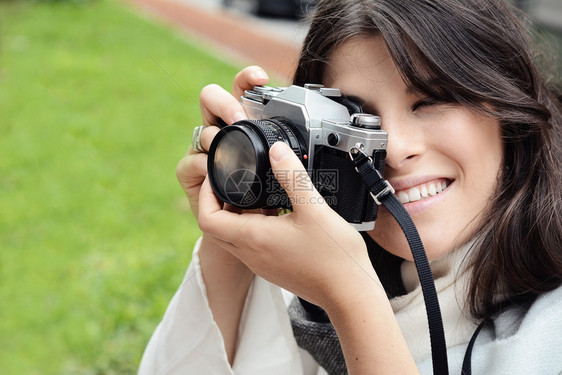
{"left": 323, "top": 37, "right": 503, "bottom": 260}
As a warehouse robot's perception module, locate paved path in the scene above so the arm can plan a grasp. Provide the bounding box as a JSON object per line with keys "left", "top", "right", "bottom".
{"left": 128, "top": 0, "right": 308, "bottom": 82}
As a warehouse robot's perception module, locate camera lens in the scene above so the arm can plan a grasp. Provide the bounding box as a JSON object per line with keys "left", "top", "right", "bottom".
{"left": 207, "top": 118, "right": 306, "bottom": 208}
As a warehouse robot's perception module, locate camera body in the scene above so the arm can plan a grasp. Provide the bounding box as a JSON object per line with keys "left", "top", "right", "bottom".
{"left": 207, "top": 84, "right": 388, "bottom": 231}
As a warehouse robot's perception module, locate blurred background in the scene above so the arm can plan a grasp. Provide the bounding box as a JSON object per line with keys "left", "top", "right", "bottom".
{"left": 0, "top": 0, "right": 560, "bottom": 374}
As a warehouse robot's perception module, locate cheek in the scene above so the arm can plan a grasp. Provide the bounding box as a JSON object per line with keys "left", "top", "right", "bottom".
{"left": 435, "top": 109, "right": 503, "bottom": 192}
{"left": 450, "top": 121, "right": 503, "bottom": 199}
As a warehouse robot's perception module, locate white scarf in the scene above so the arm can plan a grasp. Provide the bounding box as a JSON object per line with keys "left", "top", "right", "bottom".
{"left": 390, "top": 242, "right": 478, "bottom": 363}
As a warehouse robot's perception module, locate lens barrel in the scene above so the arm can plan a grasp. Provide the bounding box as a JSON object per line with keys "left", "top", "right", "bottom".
{"left": 207, "top": 118, "right": 306, "bottom": 209}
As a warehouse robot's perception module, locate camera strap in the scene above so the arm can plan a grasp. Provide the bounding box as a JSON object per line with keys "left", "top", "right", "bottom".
{"left": 350, "top": 148, "right": 449, "bottom": 375}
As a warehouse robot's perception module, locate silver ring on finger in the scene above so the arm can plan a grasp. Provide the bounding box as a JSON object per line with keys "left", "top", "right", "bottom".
{"left": 192, "top": 125, "right": 206, "bottom": 153}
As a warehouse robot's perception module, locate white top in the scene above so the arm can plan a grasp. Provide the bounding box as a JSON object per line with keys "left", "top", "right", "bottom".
{"left": 139, "top": 238, "right": 562, "bottom": 374}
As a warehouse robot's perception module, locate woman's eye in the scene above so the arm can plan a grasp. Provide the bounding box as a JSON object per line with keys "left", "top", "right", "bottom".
{"left": 412, "top": 98, "right": 443, "bottom": 112}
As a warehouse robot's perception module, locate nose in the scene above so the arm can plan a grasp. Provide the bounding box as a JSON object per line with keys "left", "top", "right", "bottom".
{"left": 382, "top": 114, "right": 426, "bottom": 171}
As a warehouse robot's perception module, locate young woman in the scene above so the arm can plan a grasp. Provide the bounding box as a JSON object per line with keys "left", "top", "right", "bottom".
{"left": 139, "top": 0, "right": 562, "bottom": 374}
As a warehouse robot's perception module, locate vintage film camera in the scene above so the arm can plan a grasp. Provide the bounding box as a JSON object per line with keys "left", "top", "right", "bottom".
{"left": 207, "top": 84, "right": 388, "bottom": 231}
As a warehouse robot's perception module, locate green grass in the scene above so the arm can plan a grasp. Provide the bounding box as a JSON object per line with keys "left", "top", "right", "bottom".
{"left": 0, "top": 1, "right": 243, "bottom": 373}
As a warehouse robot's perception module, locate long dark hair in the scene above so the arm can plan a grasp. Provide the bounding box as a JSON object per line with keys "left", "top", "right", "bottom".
{"left": 294, "top": 0, "right": 562, "bottom": 320}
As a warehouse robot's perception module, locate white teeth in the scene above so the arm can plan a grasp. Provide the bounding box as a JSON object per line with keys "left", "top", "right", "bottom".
{"left": 428, "top": 184, "right": 437, "bottom": 196}
{"left": 395, "top": 180, "right": 450, "bottom": 204}
{"left": 398, "top": 191, "right": 410, "bottom": 203}
{"left": 408, "top": 187, "right": 421, "bottom": 202}
{"left": 421, "top": 185, "right": 428, "bottom": 198}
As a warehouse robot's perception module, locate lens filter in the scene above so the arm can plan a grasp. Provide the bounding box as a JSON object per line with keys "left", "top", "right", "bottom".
{"left": 208, "top": 125, "right": 268, "bottom": 208}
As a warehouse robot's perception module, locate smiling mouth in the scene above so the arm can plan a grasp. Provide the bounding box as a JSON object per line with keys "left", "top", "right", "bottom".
{"left": 394, "top": 179, "right": 451, "bottom": 204}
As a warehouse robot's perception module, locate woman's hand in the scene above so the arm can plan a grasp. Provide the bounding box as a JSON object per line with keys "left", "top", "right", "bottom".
{"left": 177, "top": 65, "right": 270, "bottom": 219}
{"left": 197, "top": 141, "right": 384, "bottom": 311}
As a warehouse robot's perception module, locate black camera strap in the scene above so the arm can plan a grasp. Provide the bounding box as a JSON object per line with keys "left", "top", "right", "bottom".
{"left": 350, "top": 148, "right": 449, "bottom": 375}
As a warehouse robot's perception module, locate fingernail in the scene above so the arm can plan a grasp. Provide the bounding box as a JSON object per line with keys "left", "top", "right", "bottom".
{"left": 253, "top": 69, "right": 269, "bottom": 80}
{"left": 232, "top": 111, "right": 245, "bottom": 123}
{"left": 270, "top": 142, "right": 290, "bottom": 162}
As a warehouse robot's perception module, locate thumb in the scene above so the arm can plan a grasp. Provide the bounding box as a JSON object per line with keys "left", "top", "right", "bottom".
{"left": 269, "top": 142, "right": 325, "bottom": 212}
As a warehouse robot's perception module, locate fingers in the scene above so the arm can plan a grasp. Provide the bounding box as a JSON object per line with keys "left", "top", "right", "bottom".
{"left": 200, "top": 84, "right": 246, "bottom": 126}
{"left": 199, "top": 66, "right": 268, "bottom": 127}
{"left": 200, "top": 125, "right": 220, "bottom": 152}
{"left": 177, "top": 152, "right": 207, "bottom": 189}
{"left": 188, "top": 125, "right": 221, "bottom": 155}
{"left": 198, "top": 175, "right": 231, "bottom": 222}
{"left": 176, "top": 152, "right": 210, "bottom": 218}
{"left": 198, "top": 175, "right": 264, "bottom": 243}
{"left": 268, "top": 142, "right": 327, "bottom": 216}
{"left": 233, "top": 66, "right": 269, "bottom": 99}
